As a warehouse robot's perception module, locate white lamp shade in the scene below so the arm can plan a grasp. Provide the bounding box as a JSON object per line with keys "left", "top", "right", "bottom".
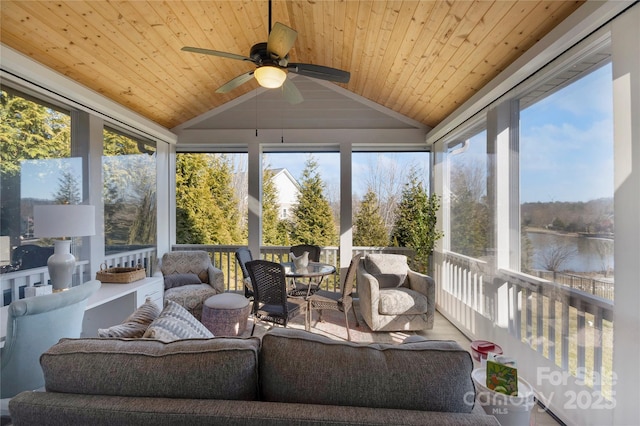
{"left": 34, "top": 205, "right": 96, "bottom": 238}
{"left": 254, "top": 66, "right": 287, "bottom": 89}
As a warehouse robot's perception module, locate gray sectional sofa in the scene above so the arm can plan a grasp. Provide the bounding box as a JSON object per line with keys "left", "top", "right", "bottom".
{"left": 9, "top": 328, "right": 498, "bottom": 425}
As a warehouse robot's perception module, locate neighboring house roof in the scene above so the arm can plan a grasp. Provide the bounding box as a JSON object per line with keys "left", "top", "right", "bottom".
{"left": 270, "top": 168, "right": 301, "bottom": 191}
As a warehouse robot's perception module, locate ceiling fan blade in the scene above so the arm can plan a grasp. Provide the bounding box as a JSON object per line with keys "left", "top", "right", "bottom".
{"left": 215, "top": 71, "right": 255, "bottom": 93}
{"left": 282, "top": 79, "right": 303, "bottom": 105}
{"left": 181, "top": 46, "right": 255, "bottom": 63}
{"left": 288, "top": 63, "right": 350, "bottom": 83}
{"left": 267, "top": 22, "right": 297, "bottom": 59}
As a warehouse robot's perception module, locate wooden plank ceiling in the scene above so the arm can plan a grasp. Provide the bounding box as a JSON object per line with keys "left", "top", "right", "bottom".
{"left": 0, "top": 1, "right": 583, "bottom": 130}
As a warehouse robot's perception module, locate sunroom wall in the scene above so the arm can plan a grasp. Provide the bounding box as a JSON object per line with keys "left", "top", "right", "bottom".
{"left": 429, "top": 3, "right": 639, "bottom": 425}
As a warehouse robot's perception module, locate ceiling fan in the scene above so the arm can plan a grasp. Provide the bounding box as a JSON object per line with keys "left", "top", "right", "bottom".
{"left": 181, "top": 1, "right": 350, "bottom": 104}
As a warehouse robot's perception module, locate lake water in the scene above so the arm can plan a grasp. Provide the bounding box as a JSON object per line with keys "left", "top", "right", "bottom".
{"left": 526, "top": 232, "right": 614, "bottom": 273}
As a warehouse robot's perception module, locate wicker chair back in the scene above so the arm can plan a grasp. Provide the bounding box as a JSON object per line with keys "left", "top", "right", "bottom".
{"left": 290, "top": 244, "right": 321, "bottom": 262}
{"left": 246, "top": 260, "right": 305, "bottom": 335}
{"left": 235, "top": 247, "right": 254, "bottom": 299}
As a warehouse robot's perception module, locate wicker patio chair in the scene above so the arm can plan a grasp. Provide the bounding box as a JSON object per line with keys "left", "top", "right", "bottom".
{"left": 235, "top": 247, "right": 254, "bottom": 299}
{"left": 289, "top": 244, "right": 322, "bottom": 294}
{"left": 305, "top": 253, "right": 362, "bottom": 341}
{"left": 246, "top": 260, "right": 306, "bottom": 336}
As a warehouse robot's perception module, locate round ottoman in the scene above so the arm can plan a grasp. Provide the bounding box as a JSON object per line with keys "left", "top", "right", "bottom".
{"left": 201, "top": 293, "right": 251, "bottom": 337}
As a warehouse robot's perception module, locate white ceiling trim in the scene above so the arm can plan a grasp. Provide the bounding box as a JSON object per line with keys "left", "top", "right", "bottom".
{"left": 176, "top": 128, "right": 427, "bottom": 151}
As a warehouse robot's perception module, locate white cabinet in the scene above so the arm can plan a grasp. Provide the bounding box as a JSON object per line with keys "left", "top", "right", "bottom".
{"left": 81, "top": 277, "right": 164, "bottom": 337}
{"left": 135, "top": 278, "right": 164, "bottom": 309}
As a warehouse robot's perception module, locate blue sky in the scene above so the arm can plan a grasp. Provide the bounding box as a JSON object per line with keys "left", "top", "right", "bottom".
{"left": 265, "top": 152, "right": 430, "bottom": 201}
{"left": 21, "top": 158, "right": 83, "bottom": 200}
{"left": 21, "top": 65, "right": 612, "bottom": 204}
{"left": 519, "top": 64, "right": 613, "bottom": 203}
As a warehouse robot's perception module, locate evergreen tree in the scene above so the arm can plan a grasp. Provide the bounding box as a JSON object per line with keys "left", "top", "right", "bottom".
{"left": 126, "top": 154, "right": 157, "bottom": 245}
{"left": 206, "top": 154, "right": 242, "bottom": 243}
{"left": 449, "top": 161, "right": 489, "bottom": 258}
{"left": 52, "top": 170, "right": 81, "bottom": 204}
{"left": 1, "top": 90, "right": 70, "bottom": 246}
{"left": 262, "top": 168, "right": 282, "bottom": 245}
{"left": 291, "top": 156, "right": 337, "bottom": 246}
{"left": 103, "top": 129, "right": 157, "bottom": 246}
{"left": 391, "top": 169, "right": 443, "bottom": 272}
{"left": 175, "top": 154, "right": 242, "bottom": 245}
{"left": 0, "top": 90, "right": 70, "bottom": 175}
{"left": 354, "top": 188, "right": 388, "bottom": 246}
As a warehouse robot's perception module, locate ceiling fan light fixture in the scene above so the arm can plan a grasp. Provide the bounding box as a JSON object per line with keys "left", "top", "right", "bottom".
{"left": 254, "top": 66, "right": 286, "bottom": 88}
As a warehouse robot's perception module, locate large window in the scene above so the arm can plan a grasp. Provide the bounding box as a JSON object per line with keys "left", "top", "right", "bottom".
{"left": 519, "top": 62, "right": 614, "bottom": 395}
{"left": 262, "top": 152, "right": 339, "bottom": 248}
{"left": 174, "top": 152, "right": 247, "bottom": 245}
{"left": 103, "top": 128, "right": 157, "bottom": 254}
{"left": 0, "top": 88, "right": 73, "bottom": 272}
{"left": 447, "top": 130, "right": 490, "bottom": 259}
{"left": 520, "top": 63, "right": 614, "bottom": 297}
{"left": 351, "top": 152, "right": 430, "bottom": 249}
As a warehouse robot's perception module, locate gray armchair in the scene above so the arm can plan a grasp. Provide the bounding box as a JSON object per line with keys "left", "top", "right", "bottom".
{"left": 159, "top": 250, "right": 224, "bottom": 320}
{"left": 1, "top": 280, "right": 101, "bottom": 400}
{"left": 356, "top": 254, "right": 434, "bottom": 331}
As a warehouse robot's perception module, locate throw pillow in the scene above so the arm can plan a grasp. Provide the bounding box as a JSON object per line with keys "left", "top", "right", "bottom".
{"left": 97, "top": 297, "right": 161, "bottom": 338}
{"left": 143, "top": 299, "right": 214, "bottom": 342}
{"left": 163, "top": 273, "right": 203, "bottom": 290}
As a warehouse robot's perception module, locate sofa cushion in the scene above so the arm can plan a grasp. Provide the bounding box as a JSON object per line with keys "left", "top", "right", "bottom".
{"left": 143, "top": 299, "right": 214, "bottom": 341}
{"left": 97, "top": 297, "right": 160, "bottom": 338}
{"left": 364, "top": 254, "right": 408, "bottom": 288}
{"left": 163, "top": 273, "right": 202, "bottom": 290}
{"left": 378, "top": 287, "right": 428, "bottom": 315}
{"left": 40, "top": 337, "right": 261, "bottom": 400}
{"left": 260, "top": 328, "right": 475, "bottom": 413}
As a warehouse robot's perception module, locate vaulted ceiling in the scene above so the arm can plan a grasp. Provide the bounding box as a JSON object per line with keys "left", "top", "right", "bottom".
{"left": 1, "top": 1, "right": 583, "bottom": 131}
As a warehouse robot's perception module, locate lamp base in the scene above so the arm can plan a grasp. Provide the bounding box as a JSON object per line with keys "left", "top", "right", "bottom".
{"left": 47, "top": 239, "right": 76, "bottom": 291}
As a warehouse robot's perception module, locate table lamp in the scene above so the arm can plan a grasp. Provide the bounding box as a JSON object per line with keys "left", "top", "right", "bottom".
{"left": 33, "top": 204, "right": 95, "bottom": 291}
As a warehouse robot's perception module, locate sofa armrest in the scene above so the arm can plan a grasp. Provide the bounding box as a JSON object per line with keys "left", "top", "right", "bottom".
{"left": 207, "top": 265, "right": 225, "bottom": 293}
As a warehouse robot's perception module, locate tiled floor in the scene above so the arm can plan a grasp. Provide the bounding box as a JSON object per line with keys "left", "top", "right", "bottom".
{"left": 247, "top": 303, "right": 563, "bottom": 426}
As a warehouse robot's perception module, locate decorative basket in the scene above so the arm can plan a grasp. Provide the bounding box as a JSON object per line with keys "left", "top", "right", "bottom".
{"left": 96, "top": 264, "right": 146, "bottom": 283}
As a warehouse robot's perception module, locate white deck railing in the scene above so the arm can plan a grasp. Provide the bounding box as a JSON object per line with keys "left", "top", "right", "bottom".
{"left": 1, "top": 247, "right": 157, "bottom": 307}
{"left": 171, "top": 245, "right": 416, "bottom": 294}
{"left": 1, "top": 245, "right": 414, "bottom": 306}
{"left": 435, "top": 250, "right": 615, "bottom": 424}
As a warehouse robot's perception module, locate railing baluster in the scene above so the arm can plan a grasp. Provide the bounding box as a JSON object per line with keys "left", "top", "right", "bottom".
{"left": 548, "top": 296, "right": 557, "bottom": 363}
{"left": 593, "top": 307, "right": 603, "bottom": 393}
{"left": 537, "top": 290, "right": 544, "bottom": 354}
{"left": 577, "top": 299, "right": 587, "bottom": 380}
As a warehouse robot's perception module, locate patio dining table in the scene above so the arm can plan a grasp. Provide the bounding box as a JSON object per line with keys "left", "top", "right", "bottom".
{"left": 281, "top": 261, "right": 336, "bottom": 299}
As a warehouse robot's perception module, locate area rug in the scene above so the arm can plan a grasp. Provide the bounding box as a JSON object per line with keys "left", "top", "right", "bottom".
{"left": 243, "top": 302, "right": 430, "bottom": 345}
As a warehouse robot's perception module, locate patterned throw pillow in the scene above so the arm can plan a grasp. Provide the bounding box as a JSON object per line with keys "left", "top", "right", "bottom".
{"left": 143, "top": 299, "right": 214, "bottom": 342}
{"left": 97, "top": 297, "right": 161, "bottom": 338}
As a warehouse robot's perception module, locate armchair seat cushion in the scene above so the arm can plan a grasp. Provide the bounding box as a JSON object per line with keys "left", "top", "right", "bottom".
{"left": 164, "top": 284, "right": 219, "bottom": 320}
{"left": 379, "top": 287, "right": 428, "bottom": 315}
